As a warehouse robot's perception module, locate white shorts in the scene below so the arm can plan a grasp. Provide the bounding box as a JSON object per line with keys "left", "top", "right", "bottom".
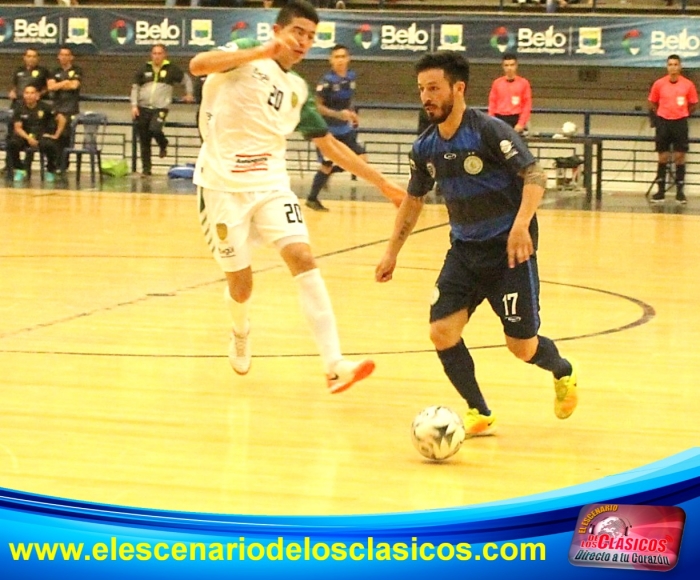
{"left": 198, "top": 187, "right": 309, "bottom": 272}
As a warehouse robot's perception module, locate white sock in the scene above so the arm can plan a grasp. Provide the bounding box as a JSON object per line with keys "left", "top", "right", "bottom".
{"left": 224, "top": 285, "right": 249, "bottom": 336}
{"left": 294, "top": 269, "right": 342, "bottom": 373}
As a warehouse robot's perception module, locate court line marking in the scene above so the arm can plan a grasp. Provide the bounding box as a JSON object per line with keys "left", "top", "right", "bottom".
{"left": 0, "top": 221, "right": 655, "bottom": 355}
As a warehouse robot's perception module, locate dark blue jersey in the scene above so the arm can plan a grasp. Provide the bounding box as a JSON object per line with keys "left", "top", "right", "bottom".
{"left": 316, "top": 70, "right": 357, "bottom": 136}
{"left": 408, "top": 108, "right": 537, "bottom": 244}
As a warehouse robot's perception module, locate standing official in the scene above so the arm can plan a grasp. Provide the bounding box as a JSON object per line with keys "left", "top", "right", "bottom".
{"left": 488, "top": 53, "right": 532, "bottom": 134}
{"left": 131, "top": 44, "right": 194, "bottom": 176}
{"left": 47, "top": 46, "right": 82, "bottom": 170}
{"left": 648, "top": 54, "right": 698, "bottom": 204}
{"left": 9, "top": 48, "right": 50, "bottom": 108}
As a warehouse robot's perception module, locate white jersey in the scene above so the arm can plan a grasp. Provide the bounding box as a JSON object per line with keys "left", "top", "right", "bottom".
{"left": 194, "top": 41, "right": 327, "bottom": 192}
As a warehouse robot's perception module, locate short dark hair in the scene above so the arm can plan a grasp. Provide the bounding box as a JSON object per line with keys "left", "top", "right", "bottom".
{"left": 277, "top": 0, "right": 319, "bottom": 27}
{"left": 331, "top": 44, "right": 349, "bottom": 54}
{"left": 668, "top": 54, "right": 681, "bottom": 63}
{"left": 502, "top": 52, "right": 517, "bottom": 62}
{"left": 415, "top": 51, "right": 470, "bottom": 85}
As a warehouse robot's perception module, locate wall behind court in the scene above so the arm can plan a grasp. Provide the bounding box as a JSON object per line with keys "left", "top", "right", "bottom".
{"left": 0, "top": 6, "right": 696, "bottom": 111}
{"left": 0, "top": 52, "right": 670, "bottom": 112}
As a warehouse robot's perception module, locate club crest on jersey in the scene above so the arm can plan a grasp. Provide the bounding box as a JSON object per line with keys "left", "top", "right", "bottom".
{"left": 464, "top": 155, "right": 483, "bottom": 175}
{"left": 426, "top": 162, "right": 436, "bottom": 178}
{"left": 292, "top": 92, "right": 299, "bottom": 107}
{"left": 216, "top": 223, "right": 228, "bottom": 240}
{"left": 500, "top": 139, "right": 518, "bottom": 160}
{"left": 409, "top": 158, "right": 417, "bottom": 171}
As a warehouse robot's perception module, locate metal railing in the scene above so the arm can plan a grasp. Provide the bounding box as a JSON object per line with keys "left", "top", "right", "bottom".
{"left": 4, "top": 96, "right": 699, "bottom": 192}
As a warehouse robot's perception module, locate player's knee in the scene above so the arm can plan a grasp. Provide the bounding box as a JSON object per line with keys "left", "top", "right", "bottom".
{"left": 227, "top": 285, "right": 251, "bottom": 304}
{"left": 282, "top": 244, "right": 317, "bottom": 275}
{"left": 429, "top": 321, "right": 460, "bottom": 350}
{"left": 506, "top": 338, "right": 537, "bottom": 361}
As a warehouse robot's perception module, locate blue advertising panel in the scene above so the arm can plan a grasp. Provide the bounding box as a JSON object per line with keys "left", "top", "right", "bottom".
{"left": 0, "top": 7, "right": 700, "bottom": 66}
{"left": 1, "top": 449, "right": 699, "bottom": 578}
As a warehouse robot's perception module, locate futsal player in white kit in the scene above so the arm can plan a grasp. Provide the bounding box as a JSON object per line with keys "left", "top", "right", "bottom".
{"left": 190, "top": 0, "right": 405, "bottom": 393}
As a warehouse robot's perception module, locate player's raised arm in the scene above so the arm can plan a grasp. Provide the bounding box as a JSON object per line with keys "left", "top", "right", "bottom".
{"left": 312, "top": 133, "right": 406, "bottom": 206}
{"left": 189, "top": 38, "right": 288, "bottom": 77}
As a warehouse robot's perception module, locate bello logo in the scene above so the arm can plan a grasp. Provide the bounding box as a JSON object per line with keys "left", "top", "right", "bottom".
{"left": 569, "top": 503, "right": 685, "bottom": 572}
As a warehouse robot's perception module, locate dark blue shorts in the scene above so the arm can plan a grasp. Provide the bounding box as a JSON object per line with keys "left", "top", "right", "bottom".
{"left": 316, "top": 130, "right": 366, "bottom": 166}
{"left": 429, "top": 239, "right": 541, "bottom": 339}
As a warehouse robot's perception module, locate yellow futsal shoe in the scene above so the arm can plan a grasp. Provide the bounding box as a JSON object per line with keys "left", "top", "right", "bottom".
{"left": 554, "top": 362, "right": 578, "bottom": 419}
{"left": 463, "top": 408, "right": 497, "bottom": 438}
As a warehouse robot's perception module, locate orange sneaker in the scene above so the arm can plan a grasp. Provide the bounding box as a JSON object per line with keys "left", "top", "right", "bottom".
{"left": 463, "top": 408, "right": 497, "bottom": 438}
{"left": 327, "top": 359, "right": 375, "bottom": 394}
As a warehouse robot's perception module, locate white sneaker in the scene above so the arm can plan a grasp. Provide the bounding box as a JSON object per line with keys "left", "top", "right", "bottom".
{"left": 229, "top": 328, "right": 251, "bottom": 375}
{"left": 326, "top": 358, "right": 375, "bottom": 394}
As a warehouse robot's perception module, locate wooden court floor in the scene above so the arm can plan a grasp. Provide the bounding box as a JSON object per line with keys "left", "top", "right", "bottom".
{"left": 1, "top": 184, "right": 699, "bottom": 516}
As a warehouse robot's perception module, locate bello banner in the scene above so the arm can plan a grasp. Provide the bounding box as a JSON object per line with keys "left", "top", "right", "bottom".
{"left": 0, "top": 7, "right": 699, "bottom": 66}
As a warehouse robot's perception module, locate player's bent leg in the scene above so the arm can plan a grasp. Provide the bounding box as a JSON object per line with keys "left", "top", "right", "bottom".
{"left": 280, "top": 241, "right": 374, "bottom": 392}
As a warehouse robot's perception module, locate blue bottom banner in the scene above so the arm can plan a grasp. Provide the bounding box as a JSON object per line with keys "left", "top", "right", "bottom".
{"left": 1, "top": 448, "right": 699, "bottom": 578}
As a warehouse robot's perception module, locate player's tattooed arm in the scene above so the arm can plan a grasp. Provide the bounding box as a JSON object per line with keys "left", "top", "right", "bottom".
{"left": 520, "top": 161, "right": 547, "bottom": 190}
{"left": 376, "top": 195, "right": 424, "bottom": 283}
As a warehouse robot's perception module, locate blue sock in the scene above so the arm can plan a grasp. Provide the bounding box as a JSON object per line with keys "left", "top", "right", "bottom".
{"left": 308, "top": 171, "right": 330, "bottom": 202}
{"left": 437, "top": 339, "right": 489, "bottom": 415}
{"left": 527, "top": 336, "right": 572, "bottom": 379}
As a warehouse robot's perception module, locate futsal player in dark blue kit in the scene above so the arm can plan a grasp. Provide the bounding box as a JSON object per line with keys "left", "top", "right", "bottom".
{"left": 306, "top": 44, "right": 366, "bottom": 211}
{"left": 376, "top": 52, "right": 578, "bottom": 436}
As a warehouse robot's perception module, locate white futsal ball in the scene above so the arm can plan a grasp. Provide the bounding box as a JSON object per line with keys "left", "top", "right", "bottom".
{"left": 562, "top": 121, "right": 577, "bottom": 137}
{"left": 411, "top": 406, "right": 466, "bottom": 461}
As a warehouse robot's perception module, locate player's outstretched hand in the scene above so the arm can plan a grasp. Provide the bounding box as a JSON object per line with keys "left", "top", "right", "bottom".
{"left": 375, "top": 254, "right": 397, "bottom": 283}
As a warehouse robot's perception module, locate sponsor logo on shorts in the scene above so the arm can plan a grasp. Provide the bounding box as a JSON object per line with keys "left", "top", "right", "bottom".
{"left": 218, "top": 246, "right": 236, "bottom": 258}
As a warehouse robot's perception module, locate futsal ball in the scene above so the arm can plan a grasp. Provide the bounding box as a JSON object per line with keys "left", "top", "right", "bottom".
{"left": 562, "top": 121, "right": 577, "bottom": 137}
{"left": 411, "top": 406, "right": 466, "bottom": 461}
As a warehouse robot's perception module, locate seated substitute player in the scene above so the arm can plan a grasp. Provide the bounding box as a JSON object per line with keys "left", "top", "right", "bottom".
{"left": 190, "top": 0, "right": 405, "bottom": 393}
{"left": 6, "top": 85, "right": 66, "bottom": 182}
{"left": 306, "top": 44, "right": 365, "bottom": 212}
{"left": 375, "top": 52, "right": 578, "bottom": 435}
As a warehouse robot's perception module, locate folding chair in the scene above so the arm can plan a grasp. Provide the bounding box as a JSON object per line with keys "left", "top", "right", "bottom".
{"left": 554, "top": 155, "right": 584, "bottom": 191}
{"left": 1, "top": 109, "right": 13, "bottom": 177}
{"left": 61, "top": 112, "right": 108, "bottom": 183}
